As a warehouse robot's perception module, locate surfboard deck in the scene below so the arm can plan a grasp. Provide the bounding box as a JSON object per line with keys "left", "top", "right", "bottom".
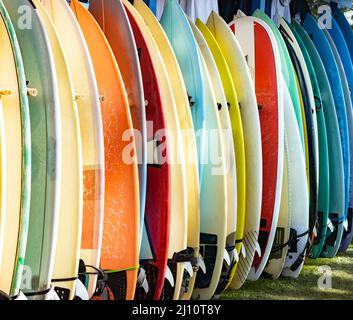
{"left": 89, "top": 0, "right": 147, "bottom": 250}
{"left": 124, "top": 0, "right": 188, "bottom": 301}
{"left": 206, "top": 12, "right": 262, "bottom": 290}
{"left": 292, "top": 20, "right": 344, "bottom": 261}
{"left": 303, "top": 14, "right": 348, "bottom": 258}
{"left": 190, "top": 19, "right": 228, "bottom": 301}
{"left": 73, "top": 2, "right": 140, "bottom": 300}
{"left": 32, "top": 0, "right": 83, "bottom": 300}
{"left": 230, "top": 15, "right": 283, "bottom": 281}
{"left": 5, "top": 0, "right": 61, "bottom": 299}
{"left": 289, "top": 22, "right": 329, "bottom": 260}
{"left": 0, "top": 0, "right": 31, "bottom": 297}
{"left": 133, "top": 0, "right": 200, "bottom": 300}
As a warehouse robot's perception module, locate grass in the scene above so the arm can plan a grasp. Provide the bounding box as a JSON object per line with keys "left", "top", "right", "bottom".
{"left": 222, "top": 245, "right": 353, "bottom": 300}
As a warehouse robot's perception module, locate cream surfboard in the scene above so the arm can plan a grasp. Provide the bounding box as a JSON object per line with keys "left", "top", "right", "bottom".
{"left": 195, "top": 19, "right": 245, "bottom": 295}
{"left": 206, "top": 12, "right": 263, "bottom": 289}
{"left": 33, "top": 0, "right": 83, "bottom": 300}
{"left": 41, "top": 0, "right": 105, "bottom": 298}
{"left": 190, "top": 20, "right": 231, "bottom": 300}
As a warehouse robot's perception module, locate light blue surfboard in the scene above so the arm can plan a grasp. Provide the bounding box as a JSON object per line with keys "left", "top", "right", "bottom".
{"left": 160, "top": 0, "right": 206, "bottom": 185}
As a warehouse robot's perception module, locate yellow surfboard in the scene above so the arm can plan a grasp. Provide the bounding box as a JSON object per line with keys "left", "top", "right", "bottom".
{"left": 123, "top": 0, "right": 188, "bottom": 300}
{"left": 133, "top": 0, "right": 200, "bottom": 300}
{"left": 33, "top": 0, "right": 83, "bottom": 300}
{"left": 205, "top": 12, "right": 264, "bottom": 290}
{"left": 197, "top": 18, "right": 247, "bottom": 285}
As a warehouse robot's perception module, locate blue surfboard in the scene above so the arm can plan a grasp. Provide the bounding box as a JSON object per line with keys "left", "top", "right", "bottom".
{"left": 292, "top": 19, "right": 345, "bottom": 259}
{"left": 303, "top": 14, "right": 349, "bottom": 257}
{"left": 332, "top": 8, "right": 353, "bottom": 251}
{"left": 143, "top": 0, "right": 157, "bottom": 14}
{"left": 160, "top": 0, "right": 206, "bottom": 185}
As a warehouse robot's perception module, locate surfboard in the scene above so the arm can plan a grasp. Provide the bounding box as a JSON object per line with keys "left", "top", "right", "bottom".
{"left": 292, "top": 20, "right": 345, "bottom": 260}
{"left": 325, "top": 29, "right": 352, "bottom": 258}
{"left": 41, "top": 0, "right": 104, "bottom": 299}
{"left": 32, "top": 0, "right": 82, "bottom": 300}
{"left": 303, "top": 14, "right": 349, "bottom": 258}
{"left": 332, "top": 7, "right": 353, "bottom": 253}
{"left": 0, "top": 0, "right": 31, "bottom": 298}
{"left": 189, "top": 19, "right": 228, "bottom": 301}
{"left": 71, "top": 0, "right": 140, "bottom": 301}
{"left": 89, "top": 0, "right": 147, "bottom": 250}
{"left": 124, "top": 0, "right": 188, "bottom": 301}
{"left": 279, "top": 18, "right": 319, "bottom": 257}
{"left": 5, "top": 0, "right": 60, "bottom": 299}
{"left": 327, "top": 16, "right": 353, "bottom": 253}
{"left": 289, "top": 22, "right": 329, "bottom": 260}
{"left": 230, "top": 15, "right": 284, "bottom": 281}
{"left": 205, "top": 12, "right": 262, "bottom": 290}
{"left": 192, "top": 18, "right": 238, "bottom": 299}
{"left": 160, "top": 0, "right": 206, "bottom": 187}
{"left": 143, "top": 0, "right": 157, "bottom": 14}
{"left": 195, "top": 19, "right": 245, "bottom": 295}
{"left": 132, "top": 0, "right": 200, "bottom": 300}
{"left": 253, "top": 10, "right": 305, "bottom": 151}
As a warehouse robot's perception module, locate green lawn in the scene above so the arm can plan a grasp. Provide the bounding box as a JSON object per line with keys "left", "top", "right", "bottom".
{"left": 222, "top": 245, "right": 353, "bottom": 300}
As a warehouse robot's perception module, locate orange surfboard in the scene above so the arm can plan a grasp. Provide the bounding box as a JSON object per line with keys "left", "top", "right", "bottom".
{"left": 71, "top": 0, "right": 140, "bottom": 300}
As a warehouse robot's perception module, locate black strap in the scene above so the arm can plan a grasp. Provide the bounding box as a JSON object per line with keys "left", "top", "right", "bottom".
{"left": 24, "top": 287, "right": 52, "bottom": 297}
{"left": 52, "top": 277, "right": 78, "bottom": 283}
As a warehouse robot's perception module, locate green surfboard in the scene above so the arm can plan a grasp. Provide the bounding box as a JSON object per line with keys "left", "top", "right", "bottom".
{"left": 0, "top": 0, "right": 32, "bottom": 297}
{"left": 5, "top": 0, "right": 61, "bottom": 298}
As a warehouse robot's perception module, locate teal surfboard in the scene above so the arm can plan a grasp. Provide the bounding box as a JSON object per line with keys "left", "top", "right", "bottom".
{"left": 289, "top": 22, "right": 329, "bottom": 259}
{"left": 295, "top": 17, "right": 345, "bottom": 258}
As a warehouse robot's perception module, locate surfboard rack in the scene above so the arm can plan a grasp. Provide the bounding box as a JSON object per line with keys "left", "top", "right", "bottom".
{"left": 0, "top": 89, "right": 12, "bottom": 96}
{"left": 27, "top": 88, "right": 38, "bottom": 97}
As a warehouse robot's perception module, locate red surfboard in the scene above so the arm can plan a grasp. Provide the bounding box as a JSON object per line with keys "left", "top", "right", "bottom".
{"left": 230, "top": 17, "right": 283, "bottom": 279}
{"left": 125, "top": 4, "right": 171, "bottom": 301}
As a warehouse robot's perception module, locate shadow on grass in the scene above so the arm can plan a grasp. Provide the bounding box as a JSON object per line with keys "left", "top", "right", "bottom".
{"left": 222, "top": 246, "right": 353, "bottom": 300}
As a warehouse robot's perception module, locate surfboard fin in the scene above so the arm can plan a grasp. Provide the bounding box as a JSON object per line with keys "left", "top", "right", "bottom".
{"left": 241, "top": 244, "right": 247, "bottom": 258}
{"left": 137, "top": 267, "right": 149, "bottom": 294}
{"left": 224, "top": 248, "right": 231, "bottom": 266}
{"left": 197, "top": 255, "right": 207, "bottom": 274}
{"left": 343, "top": 219, "right": 349, "bottom": 231}
{"left": 233, "top": 247, "right": 239, "bottom": 263}
{"left": 184, "top": 261, "right": 194, "bottom": 278}
{"left": 255, "top": 241, "right": 262, "bottom": 257}
{"left": 165, "top": 266, "right": 175, "bottom": 288}
{"left": 327, "top": 218, "right": 335, "bottom": 233}
{"left": 75, "top": 279, "right": 89, "bottom": 300}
